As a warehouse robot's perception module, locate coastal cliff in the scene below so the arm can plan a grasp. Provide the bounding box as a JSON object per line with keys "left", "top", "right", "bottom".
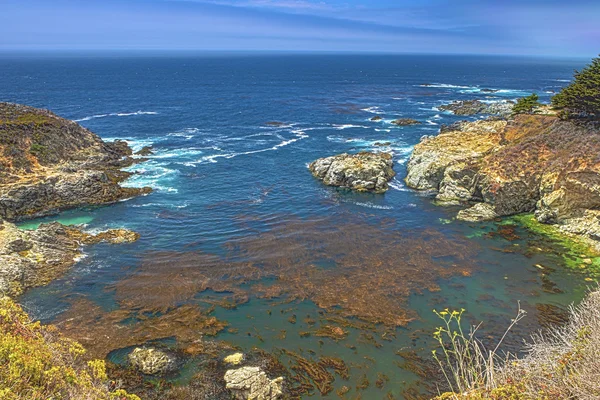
{"left": 406, "top": 114, "right": 600, "bottom": 249}
{"left": 0, "top": 102, "right": 151, "bottom": 221}
{"left": 0, "top": 103, "right": 148, "bottom": 297}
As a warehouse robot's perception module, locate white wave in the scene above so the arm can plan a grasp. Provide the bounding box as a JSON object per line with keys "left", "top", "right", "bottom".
{"left": 332, "top": 124, "right": 369, "bottom": 130}
{"left": 132, "top": 201, "right": 189, "bottom": 209}
{"left": 374, "top": 128, "right": 391, "bottom": 133}
{"left": 187, "top": 129, "right": 309, "bottom": 165}
{"left": 432, "top": 114, "right": 442, "bottom": 120}
{"left": 74, "top": 110, "right": 158, "bottom": 122}
{"left": 419, "top": 83, "right": 473, "bottom": 89}
{"left": 361, "top": 106, "right": 382, "bottom": 114}
{"left": 426, "top": 120, "right": 438, "bottom": 125}
{"left": 145, "top": 148, "right": 206, "bottom": 159}
{"left": 167, "top": 128, "right": 199, "bottom": 140}
{"left": 388, "top": 179, "right": 408, "bottom": 191}
{"left": 351, "top": 201, "right": 394, "bottom": 210}
{"left": 101, "top": 137, "right": 157, "bottom": 153}
{"left": 122, "top": 160, "right": 179, "bottom": 193}
{"left": 555, "top": 79, "right": 571, "bottom": 82}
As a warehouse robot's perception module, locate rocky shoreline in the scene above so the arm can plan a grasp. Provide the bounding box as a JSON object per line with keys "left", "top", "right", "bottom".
{"left": 405, "top": 113, "right": 600, "bottom": 250}
{"left": 0, "top": 102, "right": 151, "bottom": 297}
{"left": 0, "top": 102, "right": 151, "bottom": 221}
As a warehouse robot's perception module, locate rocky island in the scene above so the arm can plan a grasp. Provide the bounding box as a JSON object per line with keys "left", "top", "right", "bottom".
{"left": 309, "top": 151, "right": 395, "bottom": 193}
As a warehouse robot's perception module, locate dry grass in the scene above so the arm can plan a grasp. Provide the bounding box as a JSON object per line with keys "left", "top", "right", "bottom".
{"left": 434, "top": 288, "right": 600, "bottom": 399}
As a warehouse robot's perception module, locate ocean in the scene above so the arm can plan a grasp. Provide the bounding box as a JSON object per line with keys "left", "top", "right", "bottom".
{"left": 0, "top": 53, "right": 591, "bottom": 398}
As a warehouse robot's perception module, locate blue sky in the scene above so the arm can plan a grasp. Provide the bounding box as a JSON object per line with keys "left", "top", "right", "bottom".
{"left": 1, "top": 0, "right": 598, "bottom": 56}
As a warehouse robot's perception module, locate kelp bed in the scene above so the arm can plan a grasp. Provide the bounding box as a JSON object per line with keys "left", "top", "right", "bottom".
{"left": 53, "top": 216, "right": 478, "bottom": 398}
{"left": 50, "top": 214, "right": 592, "bottom": 398}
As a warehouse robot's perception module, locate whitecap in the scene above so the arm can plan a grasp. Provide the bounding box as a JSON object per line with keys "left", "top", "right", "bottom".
{"left": 332, "top": 124, "right": 370, "bottom": 130}
{"left": 351, "top": 201, "right": 394, "bottom": 210}
{"left": 374, "top": 128, "right": 391, "bottom": 133}
{"left": 122, "top": 160, "right": 179, "bottom": 193}
{"left": 388, "top": 179, "right": 409, "bottom": 191}
{"left": 74, "top": 110, "right": 158, "bottom": 122}
{"left": 167, "top": 128, "right": 200, "bottom": 140}
{"left": 418, "top": 83, "right": 473, "bottom": 89}
{"left": 426, "top": 120, "right": 438, "bottom": 126}
{"left": 361, "top": 106, "right": 382, "bottom": 114}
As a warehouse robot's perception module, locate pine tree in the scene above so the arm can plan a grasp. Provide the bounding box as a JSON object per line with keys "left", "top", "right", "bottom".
{"left": 512, "top": 93, "right": 542, "bottom": 115}
{"left": 552, "top": 55, "right": 600, "bottom": 119}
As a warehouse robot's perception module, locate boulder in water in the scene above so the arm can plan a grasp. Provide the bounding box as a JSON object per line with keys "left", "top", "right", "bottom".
{"left": 309, "top": 152, "right": 395, "bottom": 193}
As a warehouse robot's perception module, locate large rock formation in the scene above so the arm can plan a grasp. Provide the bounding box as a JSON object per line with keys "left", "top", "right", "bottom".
{"left": 0, "top": 220, "right": 139, "bottom": 296}
{"left": 439, "top": 100, "right": 513, "bottom": 117}
{"left": 309, "top": 152, "right": 395, "bottom": 193}
{"left": 224, "top": 366, "right": 284, "bottom": 400}
{"left": 0, "top": 102, "right": 151, "bottom": 221}
{"left": 405, "top": 114, "right": 600, "bottom": 247}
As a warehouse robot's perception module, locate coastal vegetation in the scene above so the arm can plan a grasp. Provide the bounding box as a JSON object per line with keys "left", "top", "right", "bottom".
{"left": 552, "top": 55, "right": 600, "bottom": 119}
{"left": 434, "top": 288, "right": 600, "bottom": 399}
{"left": 512, "top": 93, "right": 542, "bottom": 115}
{"left": 0, "top": 296, "right": 139, "bottom": 400}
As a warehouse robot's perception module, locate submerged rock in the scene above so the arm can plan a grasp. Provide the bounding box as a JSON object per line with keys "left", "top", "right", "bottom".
{"left": 224, "top": 366, "right": 284, "bottom": 400}
{"left": 390, "top": 118, "right": 421, "bottom": 126}
{"left": 0, "top": 102, "right": 151, "bottom": 221}
{"left": 0, "top": 220, "right": 139, "bottom": 297}
{"left": 128, "top": 347, "right": 177, "bottom": 375}
{"left": 309, "top": 152, "right": 395, "bottom": 193}
{"left": 370, "top": 116, "right": 383, "bottom": 121}
{"left": 135, "top": 146, "right": 154, "bottom": 156}
{"left": 264, "top": 121, "right": 286, "bottom": 127}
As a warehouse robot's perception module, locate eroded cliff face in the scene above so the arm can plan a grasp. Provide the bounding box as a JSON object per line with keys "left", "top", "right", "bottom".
{"left": 0, "top": 220, "right": 139, "bottom": 297}
{"left": 0, "top": 102, "right": 151, "bottom": 220}
{"left": 406, "top": 114, "right": 600, "bottom": 247}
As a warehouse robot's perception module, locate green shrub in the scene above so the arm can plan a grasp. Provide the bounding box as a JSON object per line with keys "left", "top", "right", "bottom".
{"left": 512, "top": 94, "right": 542, "bottom": 115}
{"left": 552, "top": 55, "right": 600, "bottom": 119}
{"left": 0, "top": 296, "right": 140, "bottom": 400}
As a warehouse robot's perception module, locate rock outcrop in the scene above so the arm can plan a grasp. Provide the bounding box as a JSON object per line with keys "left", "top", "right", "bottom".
{"left": 439, "top": 100, "right": 513, "bottom": 117}
{"left": 0, "top": 102, "right": 151, "bottom": 221}
{"left": 309, "top": 152, "right": 395, "bottom": 193}
{"left": 224, "top": 366, "right": 284, "bottom": 400}
{"left": 128, "top": 347, "right": 178, "bottom": 375}
{"left": 0, "top": 220, "right": 139, "bottom": 296}
{"left": 405, "top": 115, "right": 600, "bottom": 247}
{"left": 391, "top": 118, "right": 421, "bottom": 126}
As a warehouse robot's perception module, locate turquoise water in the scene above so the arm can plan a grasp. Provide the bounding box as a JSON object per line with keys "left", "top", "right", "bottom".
{"left": 1, "top": 53, "right": 593, "bottom": 398}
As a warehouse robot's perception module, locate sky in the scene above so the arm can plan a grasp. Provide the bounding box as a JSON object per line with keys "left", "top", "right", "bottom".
{"left": 1, "top": 0, "right": 598, "bottom": 56}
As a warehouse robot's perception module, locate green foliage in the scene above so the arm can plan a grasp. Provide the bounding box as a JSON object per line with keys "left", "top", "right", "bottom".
{"left": 0, "top": 297, "right": 140, "bottom": 400}
{"left": 512, "top": 94, "right": 542, "bottom": 115}
{"left": 552, "top": 55, "right": 600, "bottom": 118}
{"left": 431, "top": 306, "right": 526, "bottom": 396}
{"left": 29, "top": 143, "right": 47, "bottom": 155}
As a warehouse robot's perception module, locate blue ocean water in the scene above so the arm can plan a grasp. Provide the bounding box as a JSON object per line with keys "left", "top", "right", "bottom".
{"left": 0, "top": 53, "right": 592, "bottom": 398}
